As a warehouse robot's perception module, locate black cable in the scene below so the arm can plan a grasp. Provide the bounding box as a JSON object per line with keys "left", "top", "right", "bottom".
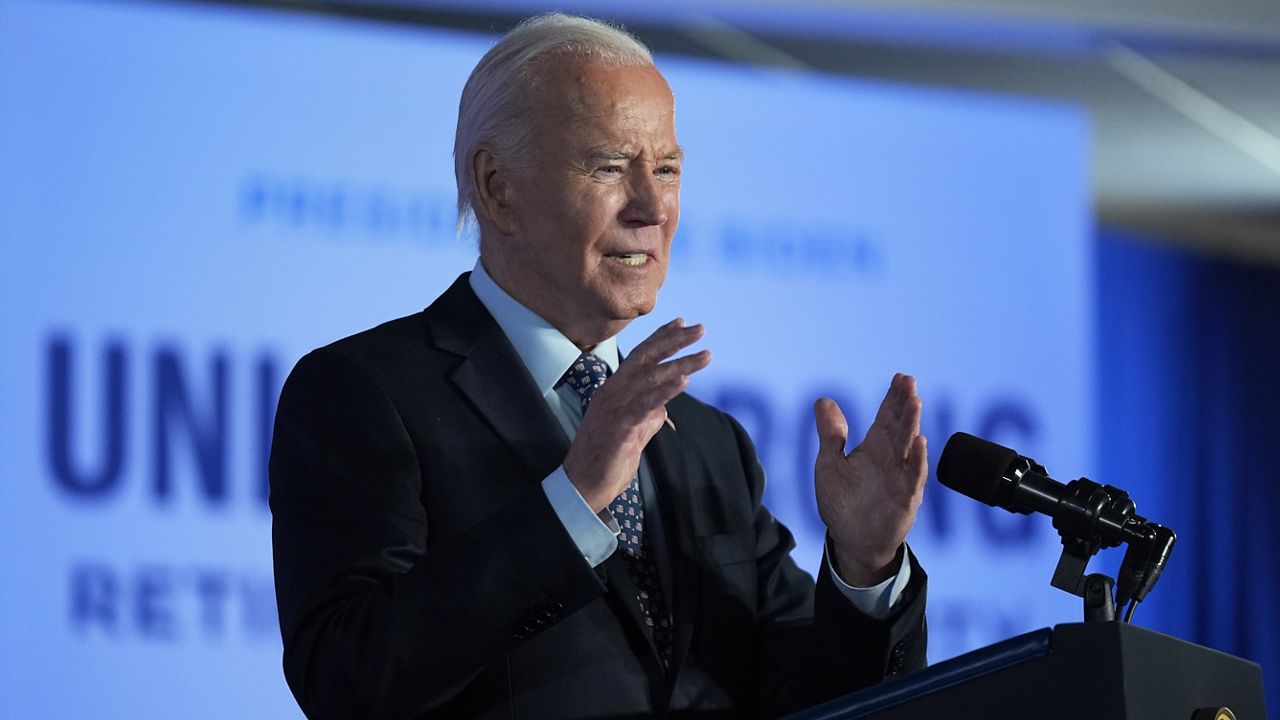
{"left": 1123, "top": 599, "right": 1138, "bottom": 623}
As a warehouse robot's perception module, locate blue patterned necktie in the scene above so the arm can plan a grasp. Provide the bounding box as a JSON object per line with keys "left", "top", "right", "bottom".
{"left": 562, "top": 352, "right": 674, "bottom": 668}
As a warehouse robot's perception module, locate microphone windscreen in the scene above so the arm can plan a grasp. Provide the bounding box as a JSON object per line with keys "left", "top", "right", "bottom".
{"left": 937, "top": 432, "right": 1018, "bottom": 506}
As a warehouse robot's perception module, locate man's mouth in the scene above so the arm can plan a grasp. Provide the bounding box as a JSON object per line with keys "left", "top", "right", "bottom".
{"left": 608, "top": 253, "right": 650, "bottom": 266}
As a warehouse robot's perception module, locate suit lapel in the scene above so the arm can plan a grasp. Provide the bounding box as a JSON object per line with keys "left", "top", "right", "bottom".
{"left": 426, "top": 276, "right": 691, "bottom": 689}
{"left": 647, "top": 419, "right": 702, "bottom": 678}
{"left": 600, "top": 551, "right": 667, "bottom": 684}
{"left": 425, "top": 274, "right": 569, "bottom": 483}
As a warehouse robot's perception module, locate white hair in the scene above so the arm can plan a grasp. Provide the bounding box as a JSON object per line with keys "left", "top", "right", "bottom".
{"left": 452, "top": 13, "right": 654, "bottom": 235}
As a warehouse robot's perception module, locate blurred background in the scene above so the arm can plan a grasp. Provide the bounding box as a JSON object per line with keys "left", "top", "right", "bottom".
{"left": 1, "top": 0, "right": 1277, "bottom": 716}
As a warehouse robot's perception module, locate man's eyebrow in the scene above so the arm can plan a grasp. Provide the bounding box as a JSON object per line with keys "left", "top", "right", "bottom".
{"left": 584, "top": 147, "right": 686, "bottom": 162}
{"left": 587, "top": 149, "right": 629, "bottom": 162}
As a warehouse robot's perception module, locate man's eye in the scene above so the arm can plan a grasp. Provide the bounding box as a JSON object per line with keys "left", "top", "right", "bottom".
{"left": 657, "top": 165, "right": 681, "bottom": 177}
{"left": 597, "top": 165, "right": 623, "bottom": 175}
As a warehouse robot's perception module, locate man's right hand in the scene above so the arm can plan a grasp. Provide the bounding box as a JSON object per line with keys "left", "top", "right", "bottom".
{"left": 563, "top": 318, "right": 711, "bottom": 513}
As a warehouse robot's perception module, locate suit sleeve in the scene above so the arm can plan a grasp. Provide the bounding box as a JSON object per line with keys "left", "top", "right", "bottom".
{"left": 720, "top": 415, "right": 928, "bottom": 717}
{"left": 268, "top": 348, "right": 605, "bottom": 719}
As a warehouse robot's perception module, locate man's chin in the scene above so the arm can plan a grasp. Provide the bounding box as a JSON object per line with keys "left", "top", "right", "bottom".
{"left": 611, "top": 296, "right": 658, "bottom": 321}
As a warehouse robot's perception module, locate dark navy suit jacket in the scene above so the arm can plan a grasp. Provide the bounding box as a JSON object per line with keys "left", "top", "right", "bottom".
{"left": 269, "top": 274, "right": 927, "bottom": 719}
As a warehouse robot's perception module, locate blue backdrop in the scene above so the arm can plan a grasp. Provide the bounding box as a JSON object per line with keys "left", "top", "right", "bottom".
{"left": 1098, "top": 229, "right": 1280, "bottom": 714}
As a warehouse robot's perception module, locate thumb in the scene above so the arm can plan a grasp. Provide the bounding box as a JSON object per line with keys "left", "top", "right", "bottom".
{"left": 813, "top": 397, "right": 849, "bottom": 460}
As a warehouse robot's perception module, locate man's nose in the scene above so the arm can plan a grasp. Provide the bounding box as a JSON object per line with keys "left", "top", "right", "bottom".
{"left": 620, "top": 171, "right": 669, "bottom": 227}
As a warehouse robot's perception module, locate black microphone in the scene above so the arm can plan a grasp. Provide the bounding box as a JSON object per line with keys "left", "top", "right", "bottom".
{"left": 937, "top": 431, "right": 1176, "bottom": 616}
{"left": 936, "top": 432, "right": 1146, "bottom": 549}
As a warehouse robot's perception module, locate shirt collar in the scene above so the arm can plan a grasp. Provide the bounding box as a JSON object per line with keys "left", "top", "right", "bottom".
{"left": 469, "top": 259, "right": 620, "bottom": 396}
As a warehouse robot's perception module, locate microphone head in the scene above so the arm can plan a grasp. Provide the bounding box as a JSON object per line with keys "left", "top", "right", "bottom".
{"left": 937, "top": 432, "right": 1019, "bottom": 506}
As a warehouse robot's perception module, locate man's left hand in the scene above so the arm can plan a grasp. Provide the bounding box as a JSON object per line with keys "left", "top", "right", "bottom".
{"left": 813, "top": 374, "right": 928, "bottom": 587}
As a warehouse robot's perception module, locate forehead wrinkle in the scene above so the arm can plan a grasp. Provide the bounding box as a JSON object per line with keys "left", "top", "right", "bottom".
{"left": 587, "top": 148, "right": 630, "bottom": 161}
{"left": 579, "top": 142, "right": 682, "bottom": 165}
{"left": 563, "top": 110, "right": 677, "bottom": 151}
{"left": 554, "top": 76, "right": 673, "bottom": 125}
{"left": 562, "top": 96, "right": 667, "bottom": 126}
{"left": 530, "top": 62, "right": 679, "bottom": 165}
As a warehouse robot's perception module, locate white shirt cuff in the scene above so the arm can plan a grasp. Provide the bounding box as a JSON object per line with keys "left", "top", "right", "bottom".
{"left": 827, "top": 545, "right": 913, "bottom": 619}
{"left": 542, "top": 466, "right": 619, "bottom": 567}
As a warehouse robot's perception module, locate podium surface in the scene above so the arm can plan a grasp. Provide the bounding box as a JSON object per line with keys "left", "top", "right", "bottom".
{"left": 790, "top": 622, "right": 1266, "bottom": 720}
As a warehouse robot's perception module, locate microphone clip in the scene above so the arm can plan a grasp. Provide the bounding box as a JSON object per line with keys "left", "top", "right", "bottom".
{"left": 1047, "top": 477, "right": 1141, "bottom": 598}
{"left": 1044, "top": 477, "right": 1176, "bottom": 623}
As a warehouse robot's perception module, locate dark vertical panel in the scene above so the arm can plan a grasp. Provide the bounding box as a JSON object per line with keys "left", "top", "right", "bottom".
{"left": 1097, "top": 227, "right": 1280, "bottom": 714}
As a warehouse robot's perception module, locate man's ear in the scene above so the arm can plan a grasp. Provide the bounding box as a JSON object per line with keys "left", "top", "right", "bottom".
{"left": 471, "top": 147, "right": 517, "bottom": 235}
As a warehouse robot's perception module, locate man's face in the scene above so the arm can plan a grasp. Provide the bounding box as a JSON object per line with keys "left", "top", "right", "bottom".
{"left": 486, "top": 60, "right": 682, "bottom": 346}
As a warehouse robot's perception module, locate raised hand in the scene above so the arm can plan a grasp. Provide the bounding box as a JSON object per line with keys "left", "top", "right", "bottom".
{"left": 564, "top": 318, "right": 712, "bottom": 512}
{"left": 814, "top": 374, "right": 928, "bottom": 587}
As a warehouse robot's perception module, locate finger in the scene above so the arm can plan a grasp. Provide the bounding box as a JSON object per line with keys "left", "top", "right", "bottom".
{"left": 874, "top": 374, "right": 920, "bottom": 454}
{"left": 904, "top": 434, "right": 929, "bottom": 493}
{"left": 632, "top": 350, "right": 710, "bottom": 403}
{"left": 629, "top": 318, "right": 693, "bottom": 360}
{"left": 896, "top": 375, "right": 919, "bottom": 423}
{"left": 638, "top": 373, "right": 693, "bottom": 412}
{"left": 588, "top": 349, "right": 708, "bottom": 420}
{"left": 891, "top": 392, "right": 923, "bottom": 459}
{"left": 870, "top": 373, "right": 906, "bottom": 430}
{"left": 627, "top": 319, "right": 704, "bottom": 365}
{"left": 813, "top": 398, "right": 849, "bottom": 460}
{"left": 652, "top": 349, "right": 712, "bottom": 382}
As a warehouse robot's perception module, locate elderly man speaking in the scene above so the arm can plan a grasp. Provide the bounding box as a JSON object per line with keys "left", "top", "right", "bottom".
{"left": 269, "top": 12, "right": 928, "bottom": 719}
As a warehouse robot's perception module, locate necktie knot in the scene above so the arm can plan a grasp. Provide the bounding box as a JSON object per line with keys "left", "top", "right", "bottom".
{"left": 562, "top": 352, "right": 611, "bottom": 413}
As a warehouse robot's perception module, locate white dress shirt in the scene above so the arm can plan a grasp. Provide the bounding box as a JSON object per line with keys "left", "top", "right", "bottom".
{"left": 468, "top": 259, "right": 910, "bottom": 618}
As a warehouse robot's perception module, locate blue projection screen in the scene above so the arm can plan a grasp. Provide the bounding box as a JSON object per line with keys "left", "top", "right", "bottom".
{"left": 0, "top": 0, "right": 1090, "bottom": 716}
